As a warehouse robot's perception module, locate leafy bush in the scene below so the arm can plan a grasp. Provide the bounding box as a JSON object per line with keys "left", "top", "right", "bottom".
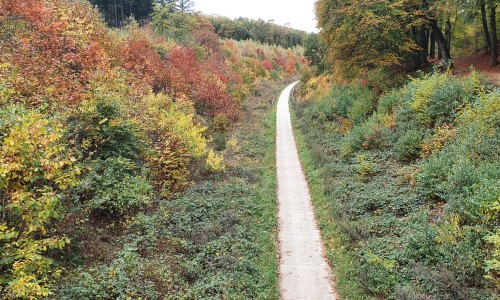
{"left": 76, "top": 157, "right": 152, "bottom": 216}
{"left": 166, "top": 182, "right": 259, "bottom": 299}
{"left": 295, "top": 71, "right": 499, "bottom": 299}
{"left": 330, "top": 83, "right": 375, "bottom": 125}
{"left": 68, "top": 96, "right": 144, "bottom": 162}
{"left": 355, "top": 154, "right": 376, "bottom": 181}
{"left": 340, "top": 115, "right": 392, "bottom": 156}
{"left": 394, "top": 129, "right": 425, "bottom": 161}
{"left": 59, "top": 245, "right": 162, "bottom": 300}
{"left": 0, "top": 105, "right": 79, "bottom": 298}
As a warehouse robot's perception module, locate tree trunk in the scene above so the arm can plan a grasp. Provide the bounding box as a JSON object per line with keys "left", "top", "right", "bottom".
{"left": 481, "top": 0, "right": 492, "bottom": 51}
{"left": 490, "top": 0, "right": 498, "bottom": 66}
{"left": 430, "top": 19, "right": 452, "bottom": 68}
{"left": 420, "top": 28, "right": 429, "bottom": 65}
{"left": 121, "top": 1, "right": 124, "bottom": 27}
{"left": 412, "top": 27, "right": 421, "bottom": 67}
{"left": 445, "top": 18, "right": 452, "bottom": 55}
{"left": 430, "top": 30, "right": 436, "bottom": 59}
{"left": 114, "top": 0, "right": 118, "bottom": 27}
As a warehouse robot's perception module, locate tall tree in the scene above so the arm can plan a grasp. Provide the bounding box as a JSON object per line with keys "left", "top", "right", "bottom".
{"left": 90, "top": 0, "right": 155, "bottom": 27}
{"left": 177, "top": 0, "right": 194, "bottom": 13}
{"left": 315, "top": 0, "right": 422, "bottom": 73}
{"left": 481, "top": 0, "right": 492, "bottom": 51}
{"left": 490, "top": 0, "right": 498, "bottom": 65}
{"left": 303, "top": 33, "right": 327, "bottom": 73}
{"left": 315, "top": 0, "right": 454, "bottom": 74}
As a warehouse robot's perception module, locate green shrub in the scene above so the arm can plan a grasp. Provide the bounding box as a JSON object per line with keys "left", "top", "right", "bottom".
{"left": 355, "top": 154, "right": 376, "bottom": 181}
{"left": 75, "top": 157, "right": 152, "bottom": 216}
{"left": 377, "top": 90, "right": 401, "bottom": 115}
{"left": 68, "top": 96, "right": 144, "bottom": 162}
{"left": 165, "top": 182, "right": 259, "bottom": 299}
{"left": 331, "top": 83, "right": 375, "bottom": 125}
{"left": 398, "top": 72, "right": 476, "bottom": 128}
{"left": 59, "top": 245, "right": 162, "bottom": 300}
{"left": 394, "top": 129, "right": 425, "bottom": 161}
{"left": 340, "top": 114, "right": 393, "bottom": 157}
{"left": 294, "top": 71, "right": 499, "bottom": 299}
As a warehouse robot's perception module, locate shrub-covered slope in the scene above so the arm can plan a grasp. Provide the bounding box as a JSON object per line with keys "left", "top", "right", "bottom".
{"left": 295, "top": 72, "right": 499, "bottom": 299}
{"left": 0, "top": 0, "right": 306, "bottom": 298}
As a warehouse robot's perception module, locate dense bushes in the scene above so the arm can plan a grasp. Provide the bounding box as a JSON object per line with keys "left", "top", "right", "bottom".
{"left": 296, "top": 71, "right": 499, "bottom": 299}
{"left": 0, "top": 0, "right": 306, "bottom": 297}
{"left": 57, "top": 83, "right": 281, "bottom": 299}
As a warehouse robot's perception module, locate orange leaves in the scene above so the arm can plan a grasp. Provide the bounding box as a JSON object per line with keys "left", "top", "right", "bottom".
{"left": 166, "top": 46, "right": 202, "bottom": 94}
{"left": 0, "top": 0, "right": 306, "bottom": 121}
{"left": 1, "top": 0, "right": 109, "bottom": 105}
{"left": 119, "top": 30, "right": 163, "bottom": 90}
{"left": 262, "top": 60, "right": 273, "bottom": 72}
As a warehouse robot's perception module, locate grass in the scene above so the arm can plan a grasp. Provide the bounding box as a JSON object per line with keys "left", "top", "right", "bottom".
{"left": 242, "top": 81, "right": 280, "bottom": 299}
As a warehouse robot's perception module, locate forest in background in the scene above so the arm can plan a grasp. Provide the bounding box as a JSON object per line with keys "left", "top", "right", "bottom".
{"left": 0, "top": 0, "right": 306, "bottom": 298}
{"left": 296, "top": 0, "right": 499, "bottom": 299}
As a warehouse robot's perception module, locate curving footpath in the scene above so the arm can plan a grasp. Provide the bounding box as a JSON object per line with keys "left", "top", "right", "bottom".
{"left": 276, "top": 82, "right": 337, "bottom": 300}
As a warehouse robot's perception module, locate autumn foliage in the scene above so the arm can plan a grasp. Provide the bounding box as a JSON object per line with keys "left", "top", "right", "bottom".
{"left": 0, "top": 0, "right": 306, "bottom": 297}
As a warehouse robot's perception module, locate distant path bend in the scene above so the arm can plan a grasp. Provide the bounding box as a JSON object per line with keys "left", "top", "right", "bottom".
{"left": 276, "top": 82, "right": 337, "bottom": 300}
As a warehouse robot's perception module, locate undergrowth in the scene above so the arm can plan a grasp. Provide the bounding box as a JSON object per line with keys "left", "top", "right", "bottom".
{"left": 293, "top": 71, "right": 499, "bottom": 299}
{"left": 54, "top": 79, "right": 283, "bottom": 299}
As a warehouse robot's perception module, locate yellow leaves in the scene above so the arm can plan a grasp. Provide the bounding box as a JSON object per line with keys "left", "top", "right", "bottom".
{"left": 410, "top": 74, "right": 449, "bottom": 112}
{"left": 0, "top": 107, "right": 77, "bottom": 299}
{"left": 226, "top": 137, "right": 238, "bottom": 151}
{"left": 206, "top": 149, "right": 225, "bottom": 171}
{"left": 365, "top": 252, "right": 396, "bottom": 271}
{"left": 434, "top": 214, "right": 462, "bottom": 245}
{"left": 421, "top": 123, "right": 457, "bottom": 158}
{"left": 355, "top": 154, "right": 376, "bottom": 181}
{"left": 141, "top": 93, "right": 219, "bottom": 164}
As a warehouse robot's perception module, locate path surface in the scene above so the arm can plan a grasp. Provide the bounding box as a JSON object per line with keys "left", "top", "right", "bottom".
{"left": 276, "top": 82, "right": 337, "bottom": 300}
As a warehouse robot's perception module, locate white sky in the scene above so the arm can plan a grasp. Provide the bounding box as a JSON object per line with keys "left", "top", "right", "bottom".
{"left": 194, "top": 0, "right": 318, "bottom": 33}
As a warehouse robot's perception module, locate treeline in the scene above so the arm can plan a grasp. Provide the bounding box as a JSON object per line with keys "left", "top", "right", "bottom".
{"left": 0, "top": 0, "right": 305, "bottom": 298}
{"left": 209, "top": 16, "right": 305, "bottom": 49}
{"left": 89, "top": 0, "right": 194, "bottom": 27}
{"left": 314, "top": 0, "right": 500, "bottom": 78}
{"left": 89, "top": 0, "right": 306, "bottom": 50}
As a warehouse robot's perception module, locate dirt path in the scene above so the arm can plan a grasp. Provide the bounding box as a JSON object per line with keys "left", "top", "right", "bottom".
{"left": 276, "top": 82, "right": 337, "bottom": 300}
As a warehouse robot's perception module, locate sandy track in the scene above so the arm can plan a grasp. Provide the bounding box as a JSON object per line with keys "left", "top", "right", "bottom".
{"left": 276, "top": 82, "right": 336, "bottom": 300}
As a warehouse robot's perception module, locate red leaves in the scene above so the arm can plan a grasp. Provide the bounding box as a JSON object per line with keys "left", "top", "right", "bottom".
{"left": 119, "top": 30, "right": 163, "bottom": 89}
{"left": 1, "top": 0, "right": 108, "bottom": 105}
{"left": 164, "top": 46, "right": 238, "bottom": 120}
{"left": 262, "top": 60, "right": 273, "bottom": 72}
{"left": 195, "top": 75, "right": 238, "bottom": 121}
{"left": 166, "top": 46, "right": 201, "bottom": 94}
{"left": 0, "top": 0, "right": 304, "bottom": 122}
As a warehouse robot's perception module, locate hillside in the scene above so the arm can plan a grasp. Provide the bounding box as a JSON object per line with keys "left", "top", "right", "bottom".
{"left": 454, "top": 49, "right": 500, "bottom": 82}
{"left": 1, "top": 0, "right": 499, "bottom": 299}
{"left": 0, "top": 0, "right": 307, "bottom": 298}
{"left": 297, "top": 1, "right": 500, "bottom": 298}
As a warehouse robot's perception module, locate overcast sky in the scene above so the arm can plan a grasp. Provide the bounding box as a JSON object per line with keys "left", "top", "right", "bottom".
{"left": 194, "top": 0, "right": 318, "bottom": 33}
